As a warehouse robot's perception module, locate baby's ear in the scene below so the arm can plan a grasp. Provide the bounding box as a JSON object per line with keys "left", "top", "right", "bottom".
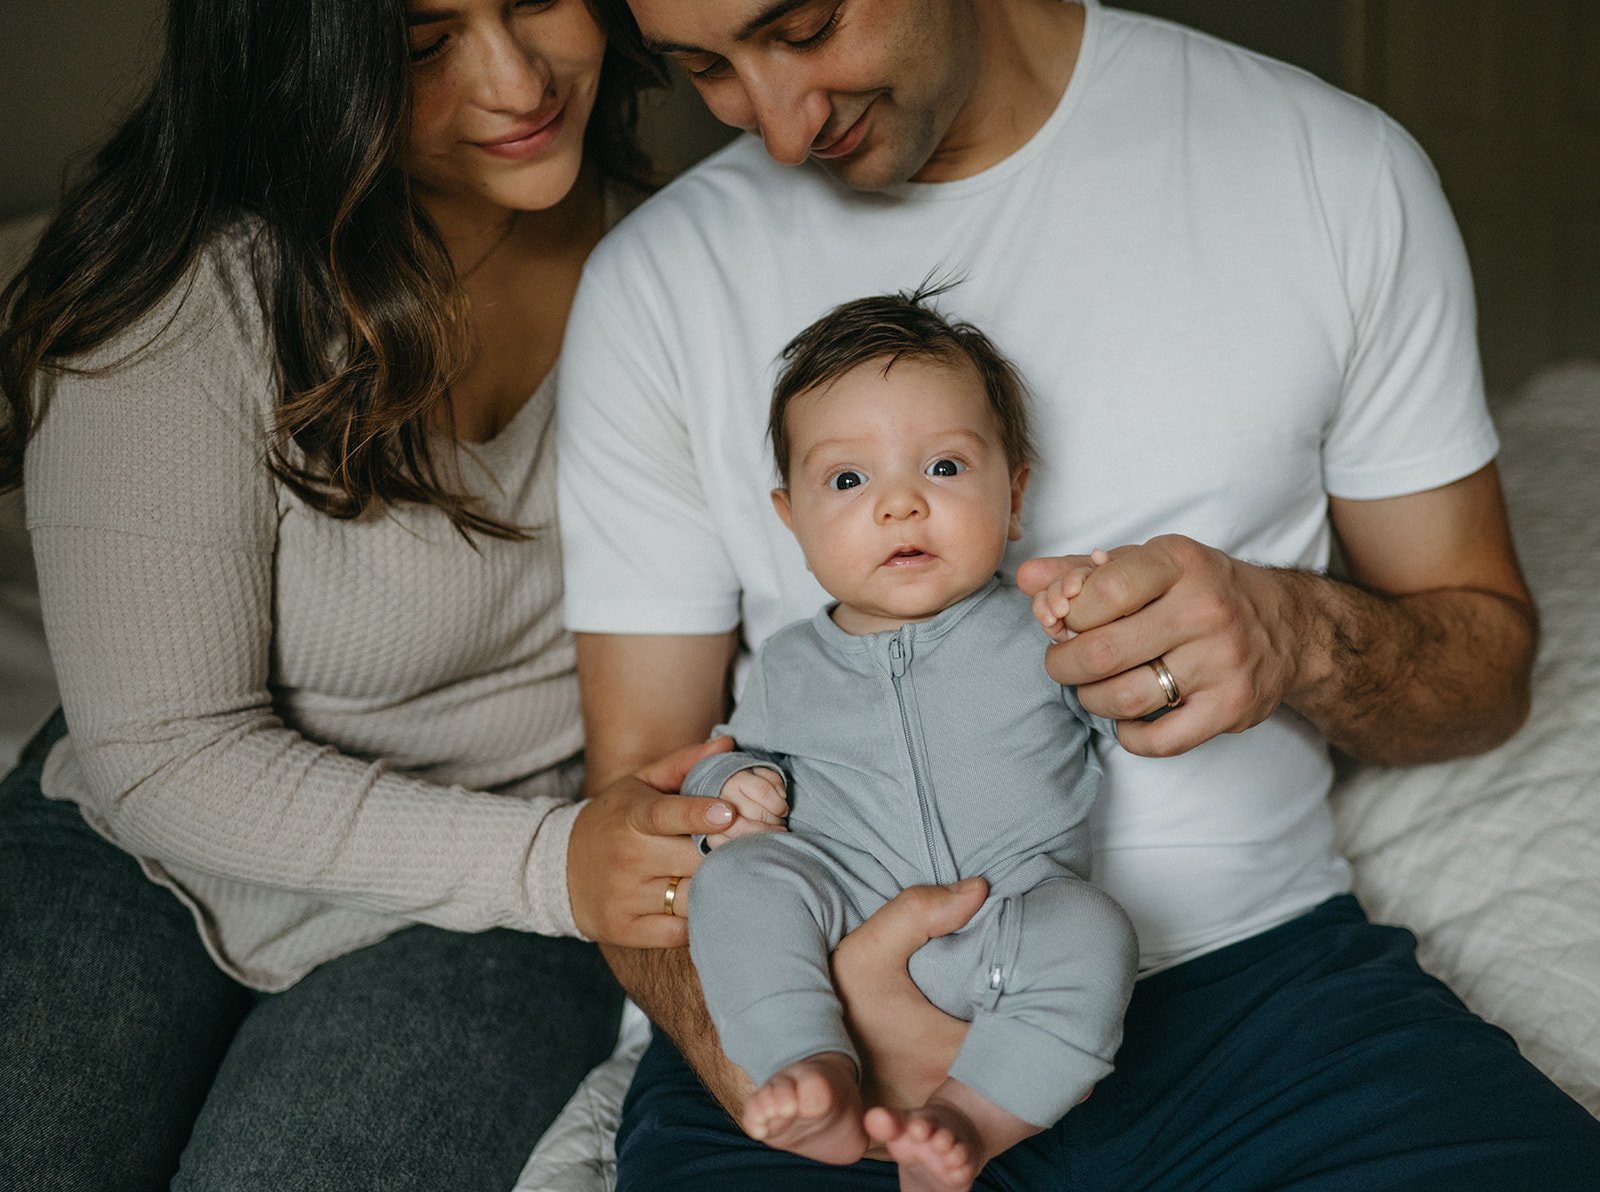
{"left": 771, "top": 488, "right": 794, "bottom": 531}
{"left": 1008, "top": 465, "right": 1030, "bottom": 541}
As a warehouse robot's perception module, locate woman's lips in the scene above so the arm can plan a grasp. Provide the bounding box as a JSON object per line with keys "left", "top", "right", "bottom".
{"left": 473, "top": 105, "right": 566, "bottom": 160}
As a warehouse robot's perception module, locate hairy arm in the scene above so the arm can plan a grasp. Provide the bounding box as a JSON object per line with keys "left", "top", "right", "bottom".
{"left": 1018, "top": 463, "right": 1536, "bottom": 766}
{"left": 1297, "top": 462, "right": 1535, "bottom": 762}
{"left": 574, "top": 630, "right": 754, "bottom": 1112}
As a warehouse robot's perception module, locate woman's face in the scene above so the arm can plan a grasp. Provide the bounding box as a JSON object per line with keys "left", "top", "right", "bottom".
{"left": 406, "top": 0, "right": 605, "bottom": 223}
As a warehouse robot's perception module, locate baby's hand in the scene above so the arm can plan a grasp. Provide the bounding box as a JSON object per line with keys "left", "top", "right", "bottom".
{"left": 1032, "top": 548, "right": 1111, "bottom": 643}
{"left": 705, "top": 767, "right": 789, "bottom": 849}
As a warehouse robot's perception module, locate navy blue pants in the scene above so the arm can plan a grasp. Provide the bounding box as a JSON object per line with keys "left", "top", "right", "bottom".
{"left": 617, "top": 894, "right": 1600, "bottom": 1190}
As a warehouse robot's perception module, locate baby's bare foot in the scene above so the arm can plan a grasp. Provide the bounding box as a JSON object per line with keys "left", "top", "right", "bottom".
{"left": 863, "top": 1103, "right": 981, "bottom": 1192}
{"left": 742, "top": 1052, "right": 868, "bottom": 1165}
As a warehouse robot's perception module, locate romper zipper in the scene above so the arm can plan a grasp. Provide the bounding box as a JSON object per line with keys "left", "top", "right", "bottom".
{"left": 888, "top": 631, "right": 949, "bottom": 886}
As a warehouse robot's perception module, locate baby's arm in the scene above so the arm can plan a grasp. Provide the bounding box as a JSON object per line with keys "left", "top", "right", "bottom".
{"left": 1031, "top": 549, "right": 1112, "bottom": 643}
{"left": 707, "top": 765, "right": 789, "bottom": 848}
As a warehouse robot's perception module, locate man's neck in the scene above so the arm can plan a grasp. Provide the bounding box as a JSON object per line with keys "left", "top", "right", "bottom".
{"left": 914, "top": 0, "right": 1086, "bottom": 184}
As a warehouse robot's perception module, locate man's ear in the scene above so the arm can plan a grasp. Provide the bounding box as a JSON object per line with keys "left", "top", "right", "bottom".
{"left": 771, "top": 487, "right": 794, "bottom": 531}
{"left": 1008, "top": 465, "right": 1030, "bottom": 541}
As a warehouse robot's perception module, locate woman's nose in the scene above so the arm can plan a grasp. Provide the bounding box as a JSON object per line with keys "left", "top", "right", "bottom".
{"left": 475, "top": 26, "right": 550, "bottom": 112}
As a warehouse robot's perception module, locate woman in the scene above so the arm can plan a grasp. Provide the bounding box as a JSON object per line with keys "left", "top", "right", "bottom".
{"left": 0, "top": 1, "right": 722, "bottom": 1186}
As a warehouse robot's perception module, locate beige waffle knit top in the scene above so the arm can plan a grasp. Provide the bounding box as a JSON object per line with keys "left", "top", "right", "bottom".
{"left": 25, "top": 232, "right": 587, "bottom": 990}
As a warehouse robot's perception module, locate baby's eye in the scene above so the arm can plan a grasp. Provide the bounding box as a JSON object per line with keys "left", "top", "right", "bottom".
{"left": 925, "top": 458, "right": 965, "bottom": 477}
{"left": 829, "top": 470, "right": 865, "bottom": 491}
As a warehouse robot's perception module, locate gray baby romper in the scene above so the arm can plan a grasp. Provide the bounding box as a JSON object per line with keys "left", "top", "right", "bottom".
{"left": 684, "top": 578, "right": 1138, "bottom": 1127}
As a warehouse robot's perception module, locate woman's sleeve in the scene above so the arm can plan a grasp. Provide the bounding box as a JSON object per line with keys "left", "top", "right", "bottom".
{"left": 24, "top": 251, "right": 583, "bottom": 938}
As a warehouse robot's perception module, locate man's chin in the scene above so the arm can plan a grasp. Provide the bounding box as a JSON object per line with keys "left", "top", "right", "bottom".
{"left": 813, "top": 148, "right": 921, "bottom": 193}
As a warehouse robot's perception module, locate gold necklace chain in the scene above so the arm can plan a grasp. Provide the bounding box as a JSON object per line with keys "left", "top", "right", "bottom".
{"left": 457, "top": 211, "right": 521, "bottom": 283}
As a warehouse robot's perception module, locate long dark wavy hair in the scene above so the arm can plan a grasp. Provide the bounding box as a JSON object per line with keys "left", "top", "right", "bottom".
{"left": 0, "top": 0, "right": 663, "bottom": 538}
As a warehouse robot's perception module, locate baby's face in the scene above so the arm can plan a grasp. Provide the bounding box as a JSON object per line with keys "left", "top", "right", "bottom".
{"left": 772, "top": 355, "right": 1027, "bottom": 635}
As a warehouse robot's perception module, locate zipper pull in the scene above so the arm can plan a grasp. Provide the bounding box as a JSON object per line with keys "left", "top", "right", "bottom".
{"left": 888, "top": 633, "right": 907, "bottom": 677}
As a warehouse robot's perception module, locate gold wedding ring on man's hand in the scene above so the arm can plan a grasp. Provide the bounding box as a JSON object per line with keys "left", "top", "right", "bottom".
{"left": 1149, "top": 656, "right": 1182, "bottom": 708}
{"left": 663, "top": 875, "right": 682, "bottom": 917}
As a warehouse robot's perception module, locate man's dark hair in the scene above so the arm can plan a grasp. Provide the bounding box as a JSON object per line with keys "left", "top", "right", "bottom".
{"left": 769, "top": 280, "right": 1037, "bottom": 486}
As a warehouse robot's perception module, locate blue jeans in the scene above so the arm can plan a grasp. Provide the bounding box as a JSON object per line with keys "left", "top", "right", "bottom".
{"left": 617, "top": 894, "right": 1600, "bottom": 1190}
{"left": 0, "top": 713, "right": 623, "bottom": 1191}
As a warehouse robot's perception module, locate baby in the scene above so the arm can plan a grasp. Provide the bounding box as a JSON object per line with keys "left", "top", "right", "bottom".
{"left": 683, "top": 287, "right": 1138, "bottom": 1192}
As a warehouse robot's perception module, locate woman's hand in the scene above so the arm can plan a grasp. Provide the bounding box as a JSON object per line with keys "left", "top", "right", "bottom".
{"left": 832, "top": 878, "right": 988, "bottom": 1119}
{"left": 566, "top": 738, "right": 735, "bottom": 947}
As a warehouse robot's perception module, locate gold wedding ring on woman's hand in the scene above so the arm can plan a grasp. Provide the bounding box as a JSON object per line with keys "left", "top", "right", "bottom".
{"left": 1149, "top": 656, "right": 1182, "bottom": 708}
{"left": 663, "top": 875, "right": 682, "bottom": 917}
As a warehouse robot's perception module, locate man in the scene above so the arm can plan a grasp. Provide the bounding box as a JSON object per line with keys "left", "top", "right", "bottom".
{"left": 556, "top": 1, "right": 1600, "bottom": 1187}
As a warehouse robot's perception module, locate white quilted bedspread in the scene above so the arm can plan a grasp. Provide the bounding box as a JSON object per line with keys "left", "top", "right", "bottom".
{"left": 1330, "top": 362, "right": 1600, "bottom": 1116}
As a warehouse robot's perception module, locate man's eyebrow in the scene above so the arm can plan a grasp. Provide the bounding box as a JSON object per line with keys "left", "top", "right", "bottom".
{"left": 641, "top": 0, "right": 819, "bottom": 55}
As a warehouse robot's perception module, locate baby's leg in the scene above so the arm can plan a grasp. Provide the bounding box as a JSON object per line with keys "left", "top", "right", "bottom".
{"left": 689, "top": 836, "right": 871, "bottom": 1164}
{"left": 864, "top": 1077, "right": 1037, "bottom": 1192}
{"left": 745, "top": 1050, "right": 869, "bottom": 1165}
{"left": 927, "top": 878, "right": 1136, "bottom": 1129}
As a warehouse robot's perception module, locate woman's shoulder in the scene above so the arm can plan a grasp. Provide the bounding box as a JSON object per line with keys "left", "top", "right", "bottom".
{"left": 27, "top": 219, "right": 283, "bottom": 534}
{"left": 69, "top": 218, "right": 274, "bottom": 393}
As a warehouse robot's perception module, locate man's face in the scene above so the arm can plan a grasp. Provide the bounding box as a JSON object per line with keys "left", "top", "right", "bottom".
{"left": 626, "top": 0, "right": 981, "bottom": 190}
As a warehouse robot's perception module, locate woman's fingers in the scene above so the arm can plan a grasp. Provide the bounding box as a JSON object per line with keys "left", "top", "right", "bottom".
{"left": 633, "top": 790, "right": 734, "bottom": 837}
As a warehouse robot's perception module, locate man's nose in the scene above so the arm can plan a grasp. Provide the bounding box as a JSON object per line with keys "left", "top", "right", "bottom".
{"left": 743, "top": 68, "right": 829, "bottom": 166}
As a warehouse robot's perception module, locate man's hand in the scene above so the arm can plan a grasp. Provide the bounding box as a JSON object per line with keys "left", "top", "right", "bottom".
{"left": 1018, "top": 535, "right": 1303, "bottom": 757}
{"left": 567, "top": 737, "right": 736, "bottom": 947}
{"left": 1016, "top": 468, "right": 1538, "bottom": 766}
{"left": 833, "top": 878, "right": 988, "bottom": 1117}
{"left": 706, "top": 766, "right": 789, "bottom": 849}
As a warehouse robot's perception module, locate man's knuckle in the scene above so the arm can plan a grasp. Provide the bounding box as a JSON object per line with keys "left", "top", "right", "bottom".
{"left": 1096, "top": 571, "right": 1134, "bottom": 609}
{"left": 1082, "top": 636, "right": 1120, "bottom": 675}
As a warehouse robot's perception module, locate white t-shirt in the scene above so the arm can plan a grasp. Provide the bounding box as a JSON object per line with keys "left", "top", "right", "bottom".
{"left": 558, "top": 0, "right": 1496, "bottom": 971}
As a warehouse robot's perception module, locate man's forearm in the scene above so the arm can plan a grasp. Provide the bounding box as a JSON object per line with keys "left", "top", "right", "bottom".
{"left": 601, "top": 943, "right": 754, "bottom": 1115}
{"left": 1282, "top": 569, "right": 1537, "bottom": 766}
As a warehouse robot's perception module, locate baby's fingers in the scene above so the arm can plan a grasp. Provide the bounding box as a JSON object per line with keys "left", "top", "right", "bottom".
{"left": 745, "top": 768, "right": 790, "bottom": 818}
{"left": 1032, "top": 582, "right": 1077, "bottom": 642}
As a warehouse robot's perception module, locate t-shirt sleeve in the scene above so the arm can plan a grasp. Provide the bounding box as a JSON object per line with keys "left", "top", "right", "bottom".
{"left": 557, "top": 237, "right": 743, "bottom": 635}
{"left": 1322, "top": 112, "right": 1498, "bottom": 499}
